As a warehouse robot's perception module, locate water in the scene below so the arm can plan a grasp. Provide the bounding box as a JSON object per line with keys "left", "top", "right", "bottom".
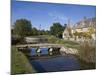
{"left": 30, "top": 48, "right": 49, "bottom": 56}
{"left": 29, "top": 48, "right": 80, "bottom": 72}
{"left": 40, "top": 48, "right": 49, "bottom": 55}
{"left": 30, "top": 48, "right": 37, "bottom": 56}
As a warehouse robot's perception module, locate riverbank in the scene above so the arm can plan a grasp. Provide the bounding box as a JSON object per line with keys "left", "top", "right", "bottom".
{"left": 60, "top": 46, "right": 95, "bottom": 70}
{"left": 11, "top": 38, "right": 96, "bottom": 74}
{"left": 11, "top": 47, "right": 37, "bottom": 75}
{"left": 73, "top": 54, "right": 95, "bottom": 70}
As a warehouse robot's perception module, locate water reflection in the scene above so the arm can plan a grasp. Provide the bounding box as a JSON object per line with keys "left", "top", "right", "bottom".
{"left": 29, "top": 48, "right": 80, "bottom": 72}
{"left": 30, "top": 55, "right": 80, "bottom": 72}
{"left": 40, "top": 48, "right": 49, "bottom": 55}
{"left": 29, "top": 47, "right": 60, "bottom": 56}
{"left": 30, "top": 48, "right": 49, "bottom": 56}
{"left": 30, "top": 48, "right": 37, "bottom": 56}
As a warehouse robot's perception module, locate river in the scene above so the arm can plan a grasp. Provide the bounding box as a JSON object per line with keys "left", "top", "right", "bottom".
{"left": 28, "top": 48, "right": 81, "bottom": 72}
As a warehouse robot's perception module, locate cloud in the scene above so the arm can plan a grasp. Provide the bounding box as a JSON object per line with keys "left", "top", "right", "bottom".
{"left": 48, "top": 11, "right": 67, "bottom": 22}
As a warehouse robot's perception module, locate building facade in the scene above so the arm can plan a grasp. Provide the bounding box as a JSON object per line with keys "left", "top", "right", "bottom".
{"left": 63, "top": 17, "right": 96, "bottom": 41}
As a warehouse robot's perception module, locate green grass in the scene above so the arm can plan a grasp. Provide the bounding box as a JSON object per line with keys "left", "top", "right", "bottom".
{"left": 11, "top": 47, "right": 36, "bottom": 75}
{"left": 57, "top": 40, "right": 80, "bottom": 49}
{"left": 64, "top": 44, "right": 80, "bottom": 49}
{"left": 46, "top": 35, "right": 80, "bottom": 49}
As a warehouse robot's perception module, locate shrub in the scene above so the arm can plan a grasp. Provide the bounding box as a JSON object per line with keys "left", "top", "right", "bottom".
{"left": 79, "top": 41, "right": 96, "bottom": 63}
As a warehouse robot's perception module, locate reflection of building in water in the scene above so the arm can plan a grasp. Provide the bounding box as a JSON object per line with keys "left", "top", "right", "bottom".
{"left": 63, "top": 17, "right": 96, "bottom": 41}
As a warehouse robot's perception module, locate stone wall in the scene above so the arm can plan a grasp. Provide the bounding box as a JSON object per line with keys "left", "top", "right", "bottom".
{"left": 60, "top": 47, "right": 78, "bottom": 55}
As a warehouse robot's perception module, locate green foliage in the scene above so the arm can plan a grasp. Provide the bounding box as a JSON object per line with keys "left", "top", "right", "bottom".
{"left": 32, "top": 27, "right": 38, "bottom": 36}
{"left": 13, "top": 19, "right": 65, "bottom": 38}
{"left": 88, "top": 27, "right": 95, "bottom": 34}
{"left": 73, "top": 27, "right": 95, "bottom": 39}
{"left": 47, "top": 35, "right": 59, "bottom": 43}
{"left": 39, "top": 30, "right": 47, "bottom": 35}
{"left": 46, "top": 35, "right": 79, "bottom": 50}
{"left": 11, "top": 47, "right": 36, "bottom": 75}
{"left": 73, "top": 31, "right": 78, "bottom": 36}
{"left": 82, "top": 32, "right": 92, "bottom": 39}
{"left": 11, "top": 35, "right": 25, "bottom": 45}
{"left": 50, "top": 23, "right": 64, "bottom": 38}
{"left": 45, "top": 30, "right": 51, "bottom": 35}
{"left": 73, "top": 31, "right": 92, "bottom": 39}
{"left": 14, "top": 19, "right": 32, "bottom": 37}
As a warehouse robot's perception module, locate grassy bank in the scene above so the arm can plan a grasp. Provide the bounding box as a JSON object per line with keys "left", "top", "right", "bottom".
{"left": 46, "top": 35, "right": 80, "bottom": 49}
{"left": 11, "top": 47, "right": 36, "bottom": 75}
{"left": 56, "top": 37, "right": 96, "bottom": 69}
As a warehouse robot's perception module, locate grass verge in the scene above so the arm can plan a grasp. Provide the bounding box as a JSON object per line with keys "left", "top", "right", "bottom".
{"left": 11, "top": 47, "right": 36, "bottom": 75}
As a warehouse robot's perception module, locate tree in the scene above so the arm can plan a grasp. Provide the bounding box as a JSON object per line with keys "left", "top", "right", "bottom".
{"left": 50, "top": 23, "right": 64, "bottom": 38}
{"left": 14, "top": 19, "right": 32, "bottom": 37}
{"left": 73, "top": 31, "right": 78, "bottom": 40}
{"left": 88, "top": 27, "right": 95, "bottom": 34}
{"left": 39, "top": 30, "right": 46, "bottom": 35}
{"left": 45, "top": 30, "right": 50, "bottom": 35}
{"left": 83, "top": 32, "right": 92, "bottom": 39}
{"left": 32, "top": 27, "right": 38, "bottom": 36}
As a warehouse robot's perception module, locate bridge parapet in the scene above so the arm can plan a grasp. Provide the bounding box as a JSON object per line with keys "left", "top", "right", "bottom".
{"left": 15, "top": 44, "right": 63, "bottom": 49}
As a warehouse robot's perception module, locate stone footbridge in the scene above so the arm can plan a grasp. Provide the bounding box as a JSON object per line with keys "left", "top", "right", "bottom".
{"left": 15, "top": 43, "right": 78, "bottom": 55}
{"left": 15, "top": 43, "right": 63, "bottom": 48}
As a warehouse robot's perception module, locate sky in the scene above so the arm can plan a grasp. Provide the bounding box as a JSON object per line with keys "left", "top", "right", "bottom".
{"left": 11, "top": 1, "right": 96, "bottom": 30}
